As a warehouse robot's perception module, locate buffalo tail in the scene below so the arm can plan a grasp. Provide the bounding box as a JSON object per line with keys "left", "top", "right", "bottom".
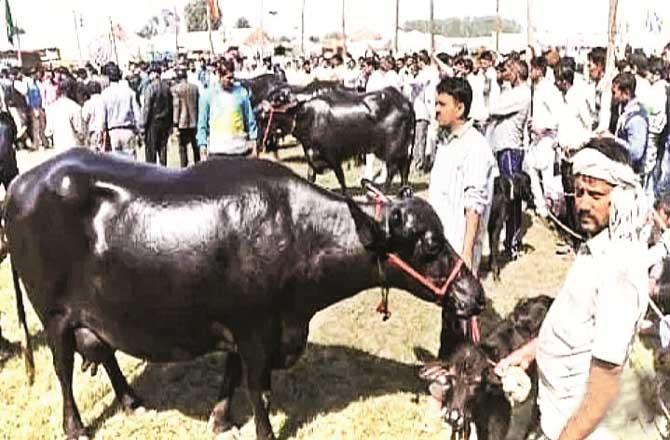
{"left": 12, "top": 260, "right": 34, "bottom": 384}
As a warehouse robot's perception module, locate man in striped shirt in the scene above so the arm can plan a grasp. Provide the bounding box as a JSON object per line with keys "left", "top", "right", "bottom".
{"left": 429, "top": 77, "right": 497, "bottom": 278}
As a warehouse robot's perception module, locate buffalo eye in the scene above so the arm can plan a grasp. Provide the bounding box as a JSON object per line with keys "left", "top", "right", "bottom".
{"left": 422, "top": 232, "right": 443, "bottom": 257}
{"left": 389, "top": 208, "right": 403, "bottom": 230}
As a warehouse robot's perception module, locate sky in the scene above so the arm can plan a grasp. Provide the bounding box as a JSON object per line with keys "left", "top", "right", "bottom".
{"left": 6, "top": 0, "right": 670, "bottom": 50}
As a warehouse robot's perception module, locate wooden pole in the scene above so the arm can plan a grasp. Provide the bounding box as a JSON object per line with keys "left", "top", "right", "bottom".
{"left": 394, "top": 0, "right": 400, "bottom": 54}
{"left": 606, "top": 0, "right": 619, "bottom": 78}
{"left": 301, "top": 0, "right": 305, "bottom": 55}
{"left": 526, "top": 0, "right": 533, "bottom": 47}
{"left": 174, "top": 4, "right": 179, "bottom": 57}
{"left": 495, "top": 0, "right": 500, "bottom": 52}
{"left": 260, "top": 0, "right": 264, "bottom": 58}
{"left": 206, "top": 0, "right": 214, "bottom": 55}
{"left": 73, "top": 10, "right": 83, "bottom": 62}
{"left": 429, "top": 0, "right": 435, "bottom": 53}
{"left": 109, "top": 16, "right": 119, "bottom": 66}
{"left": 341, "top": 0, "right": 346, "bottom": 52}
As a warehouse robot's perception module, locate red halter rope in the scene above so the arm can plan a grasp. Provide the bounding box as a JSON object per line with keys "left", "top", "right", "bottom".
{"left": 260, "top": 101, "right": 294, "bottom": 151}
{"left": 371, "top": 193, "right": 479, "bottom": 343}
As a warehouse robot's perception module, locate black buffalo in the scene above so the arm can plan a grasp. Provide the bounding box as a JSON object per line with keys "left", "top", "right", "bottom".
{"left": 5, "top": 149, "right": 484, "bottom": 440}
{"left": 263, "top": 86, "right": 414, "bottom": 192}
{"left": 421, "top": 295, "right": 553, "bottom": 440}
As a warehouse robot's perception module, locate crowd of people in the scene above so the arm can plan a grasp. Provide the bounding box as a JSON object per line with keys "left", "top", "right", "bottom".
{"left": 0, "top": 39, "right": 670, "bottom": 439}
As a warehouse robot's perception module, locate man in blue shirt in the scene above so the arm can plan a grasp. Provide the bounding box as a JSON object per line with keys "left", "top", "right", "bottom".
{"left": 197, "top": 59, "right": 257, "bottom": 160}
{"left": 611, "top": 72, "right": 649, "bottom": 178}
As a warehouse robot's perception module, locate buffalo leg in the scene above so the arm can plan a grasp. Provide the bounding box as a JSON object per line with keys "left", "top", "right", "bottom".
{"left": 210, "top": 352, "right": 243, "bottom": 434}
{"left": 384, "top": 163, "right": 398, "bottom": 192}
{"left": 103, "top": 355, "right": 144, "bottom": 412}
{"left": 240, "top": 341, "right": 275, "bottom": 440}
{"left": 437, "top": 305, "right": 466, "bottom": 360}
{"left": 332, "top": 164, "right": 347, "bottom": 195}
{"left": 307, "top": 165, "right": 317, "bottom": 183}
{"left": 488, "top": 213, "right": 503, "bottom": 281}
{"left": 46, "top": 316, "right": 87, "bottom": 439}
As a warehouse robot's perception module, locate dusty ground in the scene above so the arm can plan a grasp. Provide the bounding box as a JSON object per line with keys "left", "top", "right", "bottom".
{"left": 0, "top": 143, "right": 666, "bottom": 439}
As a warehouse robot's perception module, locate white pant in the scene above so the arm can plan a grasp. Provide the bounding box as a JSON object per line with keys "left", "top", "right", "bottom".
{"left": 526, "top": 134, "right": 556, "bottom": 216}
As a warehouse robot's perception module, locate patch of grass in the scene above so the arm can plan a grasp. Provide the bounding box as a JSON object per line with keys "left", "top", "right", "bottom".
{"left": 0, "top": 143, "right": 663, "bottom": 439}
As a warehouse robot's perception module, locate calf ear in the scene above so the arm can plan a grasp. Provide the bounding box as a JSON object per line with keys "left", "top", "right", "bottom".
{"left": 346, "top": 198, "right": 386, "bottom": 251}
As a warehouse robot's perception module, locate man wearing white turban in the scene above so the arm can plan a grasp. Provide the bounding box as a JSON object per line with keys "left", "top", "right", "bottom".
{"left": 495, "top": 137, "right": 649, "bottom": 440}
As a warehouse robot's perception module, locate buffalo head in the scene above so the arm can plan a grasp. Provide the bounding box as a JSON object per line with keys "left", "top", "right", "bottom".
{"left": 346, "top": 184, "right": 484, "bottom": 319}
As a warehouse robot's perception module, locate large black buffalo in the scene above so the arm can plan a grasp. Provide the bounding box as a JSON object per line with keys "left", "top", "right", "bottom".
{"left": 4, "top": 149, "right": 484, "bottom": 440}
{"left": 0, "top": 111, "right": 18, "bottom": 356}
{"left": 264, "top": 86, "right": 415, "bottom": 192}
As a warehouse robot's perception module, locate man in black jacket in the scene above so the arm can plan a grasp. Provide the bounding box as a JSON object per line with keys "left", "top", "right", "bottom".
{"left": 142, "top": 65, "right": 173, "bottom": 166}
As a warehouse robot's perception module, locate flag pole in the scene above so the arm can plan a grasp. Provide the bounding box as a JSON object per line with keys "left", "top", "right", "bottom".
{"left": 7, "top": 0, "right": 22, "bottom": 67}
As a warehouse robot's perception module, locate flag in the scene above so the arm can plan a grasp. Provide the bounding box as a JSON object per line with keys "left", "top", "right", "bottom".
{"left": 208, "top": 0, "right": 221, "bottom": 26}
{"left": 5, "top": 0, "right": 15, "bottom": 45}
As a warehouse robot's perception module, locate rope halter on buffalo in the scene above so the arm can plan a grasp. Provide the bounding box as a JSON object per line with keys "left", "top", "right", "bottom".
{"left": 364, "top": 180, "right": 479, "bottom": 343}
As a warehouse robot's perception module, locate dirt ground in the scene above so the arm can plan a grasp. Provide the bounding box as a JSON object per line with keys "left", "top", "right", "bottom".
{"left": 0, "top": 143, "right": 666, "bottom": 439}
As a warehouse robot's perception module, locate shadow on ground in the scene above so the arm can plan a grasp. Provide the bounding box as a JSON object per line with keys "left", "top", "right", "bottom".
{"left": 84, "top": 342, "right": 437, "bottom": 438}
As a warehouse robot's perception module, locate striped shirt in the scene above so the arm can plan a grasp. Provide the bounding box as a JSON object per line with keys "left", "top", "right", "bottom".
{"left": 428, "top": 120, "right": 498, "bottom": 267}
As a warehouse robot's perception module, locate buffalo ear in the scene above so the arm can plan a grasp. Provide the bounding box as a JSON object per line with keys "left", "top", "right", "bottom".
{"left": 398, "top": 186, "right": 414, "bottom": 199}
{"left": 346, "top": 198, "right": 386, "bottom": 251}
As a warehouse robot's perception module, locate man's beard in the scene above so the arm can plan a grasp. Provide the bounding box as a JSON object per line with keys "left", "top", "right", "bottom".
{"left": 578, "top": 211, "right": 607, "bottom": 237}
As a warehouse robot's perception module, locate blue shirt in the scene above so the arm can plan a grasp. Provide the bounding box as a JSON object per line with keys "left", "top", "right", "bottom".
{"left": 615, "top": 98, "right": 648, "bottom": 170}
{"left": 196, "top": 82, "right": 257, "bottom": 155}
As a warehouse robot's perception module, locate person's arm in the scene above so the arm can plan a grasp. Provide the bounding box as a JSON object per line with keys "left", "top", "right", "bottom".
{"left": 196, "top": 88, "right": 210, "bottom": 158}
{"left": 242, "top": 90, "right": 258, "bottom": 141}
{"left": 489, "top": 87, "right": 529, "bottom": 117}
{"left": 171, "top": 87, "right": 180, "bottom": 128}
{"left": 495, "top": 337, "right": 539, "bottom": 375}
{"left": 595, "top": 86, "right": 612, "bottom": 133}
{"left": 557, "top": 360, "right": 623, "bottom": 440}
{"left": 462, "top": 142, "right": 496, "bottom": 274}
{"left": 462, "top": 209, "right": 481, "bottom": 275}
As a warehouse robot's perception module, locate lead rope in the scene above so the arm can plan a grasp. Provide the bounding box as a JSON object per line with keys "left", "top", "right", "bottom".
{"left": 376, "top": 257, "right": 391, "bottom": 321}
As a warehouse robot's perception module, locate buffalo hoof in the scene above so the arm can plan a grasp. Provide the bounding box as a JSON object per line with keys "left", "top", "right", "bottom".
{"left": 120, "top": 393, "right": 144, "bottom": 413}
{"left": 208, "top": 401, "right": 236, "bottom": 435}
{"left": 214, "top": 426, "right": 240, "bottom": 440}
{"left": 65, "top": 428, "right": 89, "bottom": 440}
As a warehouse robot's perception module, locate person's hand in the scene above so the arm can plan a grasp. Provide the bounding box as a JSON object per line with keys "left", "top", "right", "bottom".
{"left": 200, "top": 148, "right": 208, "bottom": 161}
{"left": 461, "top": 249, "right": 475, "bottom": 276}
{"left": 495, "top": 346, "right": 534, "bottom": 376}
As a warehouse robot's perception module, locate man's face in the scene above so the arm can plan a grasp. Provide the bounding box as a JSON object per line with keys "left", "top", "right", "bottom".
{"left": 575, "top": 174, "right": 613, "bottom": 235}
{"left": 612, "top": 83, "right": 629, "bottom": 105}
{"left": 219, "top": 69, "right": 234, "bottom": 90}
{"left": 435, "top": 92, "right": 464, "bottom": 129}
{"left": 480, "top": 58, "right": 491, "bottom": 70}
{"left": 530, "top": 66, "right": 542, "bottom": 83}
{"left": 588, "top": 61, "right": 603, "bottom": 82}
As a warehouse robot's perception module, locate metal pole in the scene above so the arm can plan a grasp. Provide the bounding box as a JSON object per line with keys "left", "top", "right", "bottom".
{"left": 109, "top": 16, "right": 119, "bottom": 66}
{"left": 73, "top": 10, "right": 83, "bottom": 62}
{"left": 429, "top": 0, "right": 435, "bottom": 53}
{"left": 301, "top": 0, "right": 305, "bottom": 55}
{"left": 9, "top": 0, "right": 22, "bottom": 67}
{"left": 394, "top": 0, "right": 400, "bottom": 54}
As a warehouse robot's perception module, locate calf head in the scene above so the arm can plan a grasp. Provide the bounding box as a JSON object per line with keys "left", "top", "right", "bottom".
{"left": 432, "top": 343, "right": 497, "bottom": 435}
{"left": 346, "top": 186, "right": 484, "bottom": 318}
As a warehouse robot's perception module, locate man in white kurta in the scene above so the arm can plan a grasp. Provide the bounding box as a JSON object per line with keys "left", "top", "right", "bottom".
{"left": 428, "top": 77, "right": 497, "bottom": 275}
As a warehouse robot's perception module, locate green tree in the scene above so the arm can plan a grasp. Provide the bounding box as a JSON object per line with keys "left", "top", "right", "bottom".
{"left": 403, "top": 16, "right": 521, "bottom": 38}
{"left": 184, "top": 0, "right": 220, "bottom": 32}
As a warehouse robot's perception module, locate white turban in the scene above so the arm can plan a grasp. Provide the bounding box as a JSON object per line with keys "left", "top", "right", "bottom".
{"left": 571, "top": 147, "right": 650, "bottom": 243}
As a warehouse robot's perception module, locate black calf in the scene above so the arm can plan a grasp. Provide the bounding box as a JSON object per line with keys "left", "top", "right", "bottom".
{"left": 421, "top": 295, "right": 553, "bottom": 440}
{"left": 488, "top": 172, "right": 533, "bottom": 280}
